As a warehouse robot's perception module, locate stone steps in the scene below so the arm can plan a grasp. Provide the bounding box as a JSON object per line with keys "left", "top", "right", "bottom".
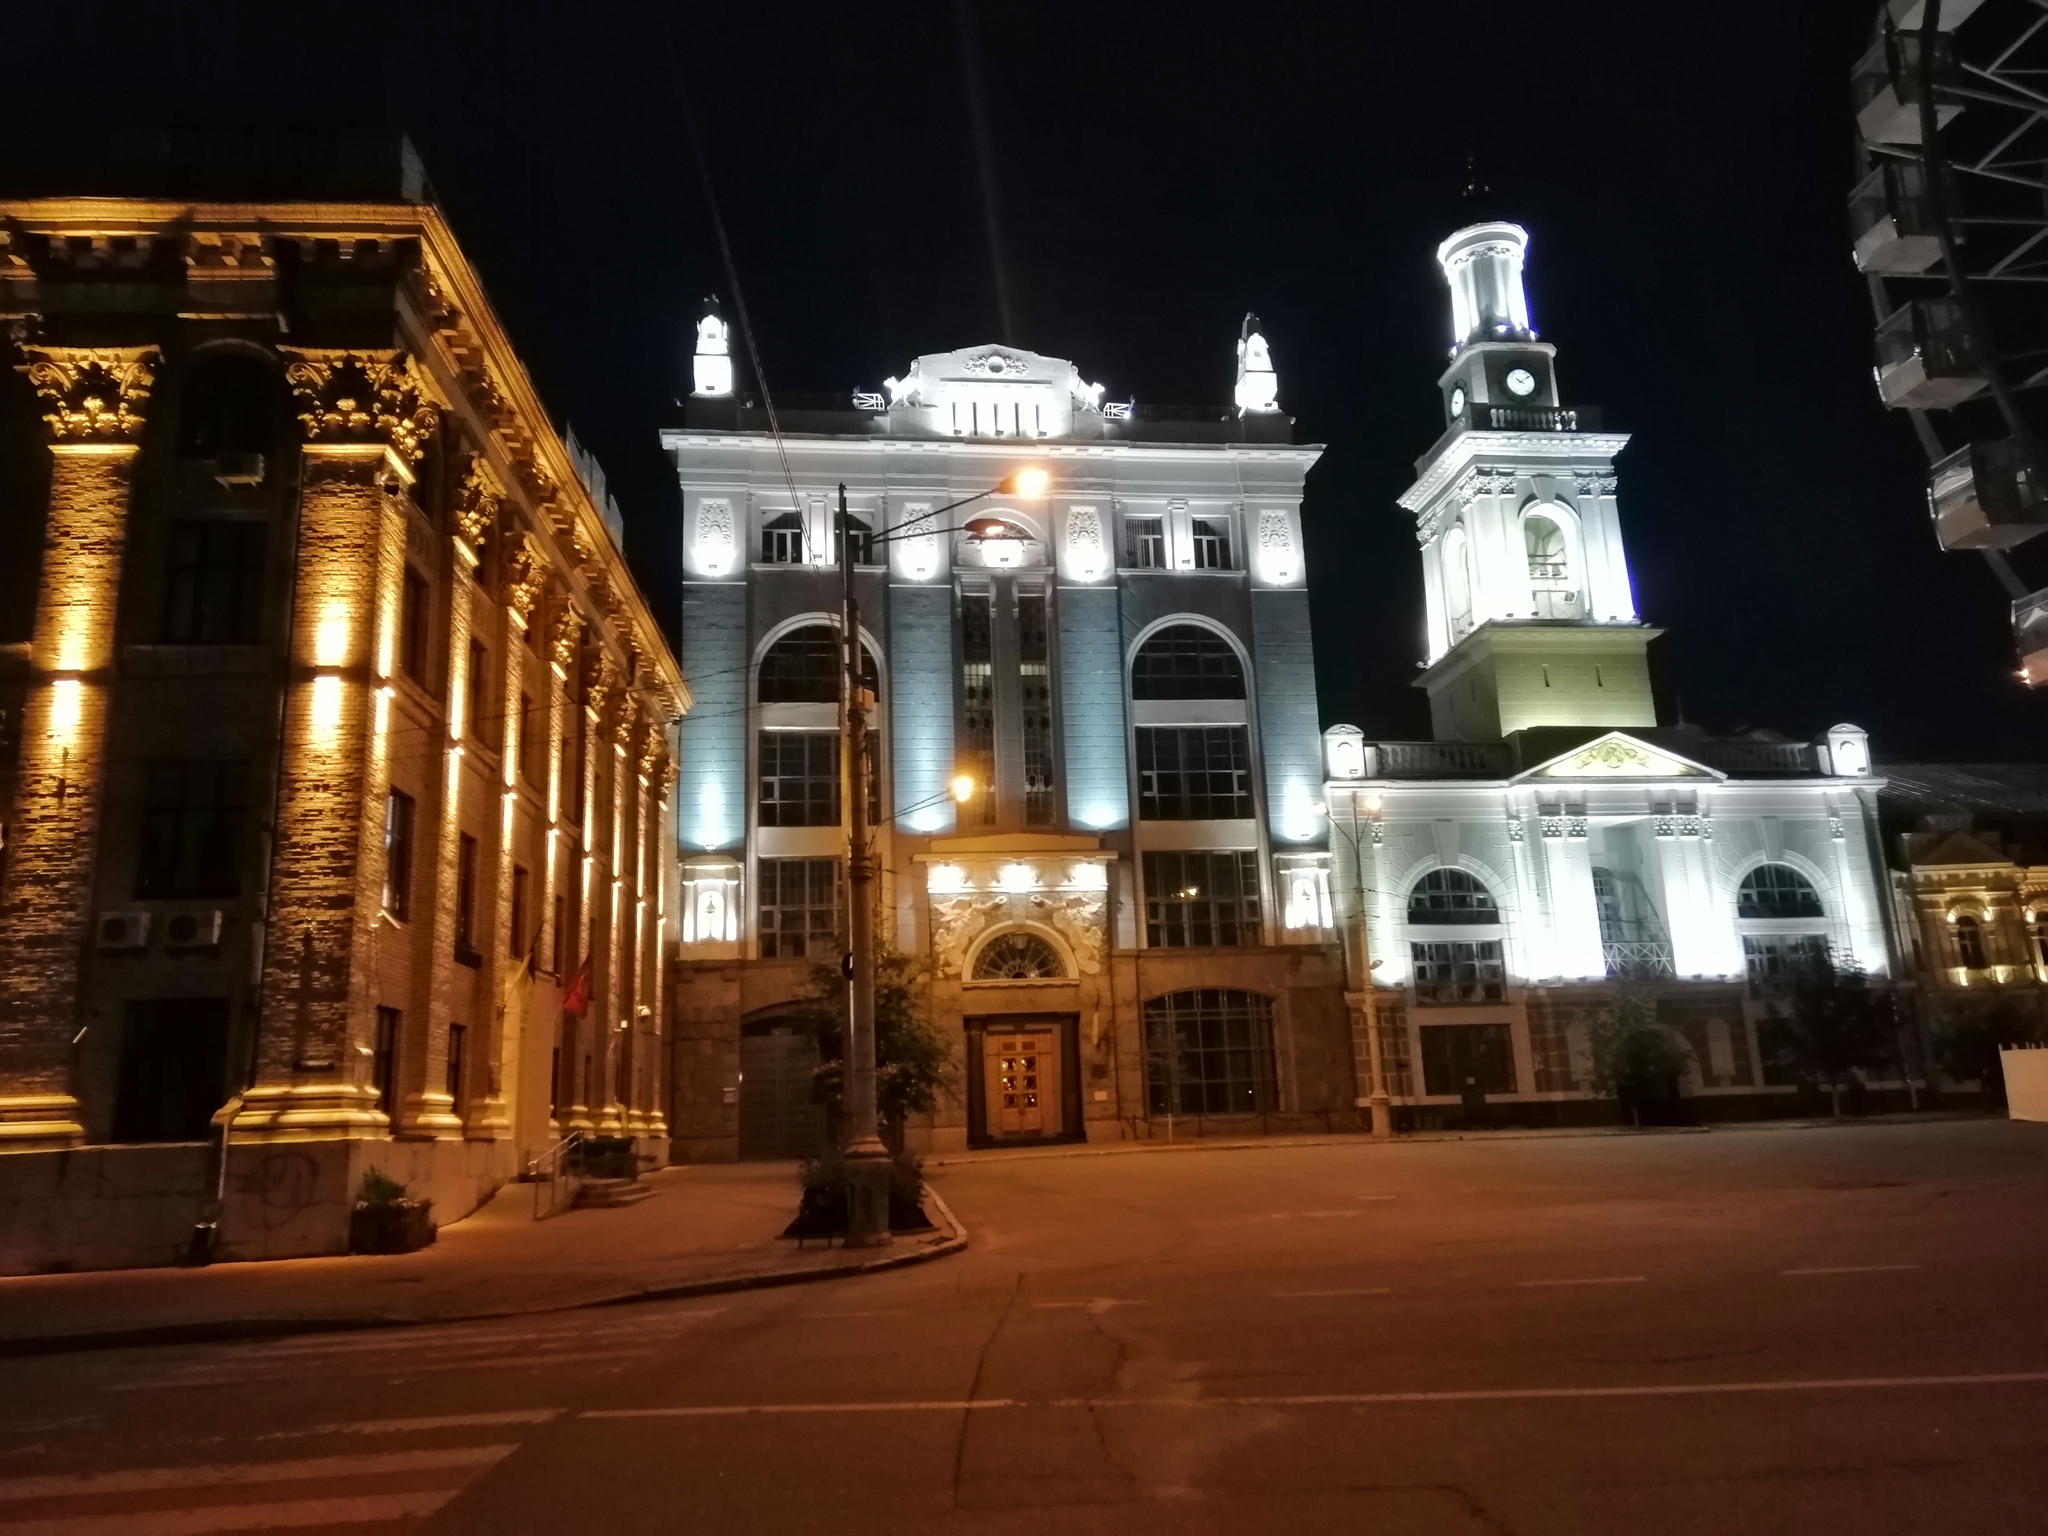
{"left": 574, "top": 1178, "right": 655, "bottom": 1210}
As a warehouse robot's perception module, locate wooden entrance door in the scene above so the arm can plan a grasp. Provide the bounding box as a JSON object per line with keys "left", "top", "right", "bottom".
{"left": 983, "top": 1026, "right": 1060, "bottom": 1138}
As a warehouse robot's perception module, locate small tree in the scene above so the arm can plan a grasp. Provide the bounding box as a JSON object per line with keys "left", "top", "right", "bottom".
{"left": 1928, "top": 990, "right": 2048, "bottom": 1109}
{"left": 789, "top": 942, "right": 954, "bottom": 1154}
{"left": 1586, "top": 990, "right": 1690, "bottom": 1126}
{"left": 1765, "top": 963, "right": 1893, "bottom": 1118}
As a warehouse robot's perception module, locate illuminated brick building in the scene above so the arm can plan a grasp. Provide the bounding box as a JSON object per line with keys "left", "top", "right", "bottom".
{"left": 0, "top": 139, "right": 686, "bottom": 1271}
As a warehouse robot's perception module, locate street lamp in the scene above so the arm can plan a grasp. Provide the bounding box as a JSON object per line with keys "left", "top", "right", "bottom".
{"left": 834, "top": 468, "right": 1048, "bottom": 1246}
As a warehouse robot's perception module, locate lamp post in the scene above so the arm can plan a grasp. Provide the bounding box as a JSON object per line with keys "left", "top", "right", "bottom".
{"left": 1332, "top": 788, "right": 1394, "bottom": 1139}
{"left": 836, "top": 467, "right": 1047, "bottom": 1246}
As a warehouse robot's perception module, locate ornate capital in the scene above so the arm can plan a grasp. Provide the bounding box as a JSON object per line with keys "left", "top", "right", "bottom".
{"left": 586, "top": 652, "right": 620, "bottom": 723}
{"left": 504, "top": 531, "right": 547, "bottom": 620}
{"left": 636, "top": 714, "right": 666, "bottom": 779}
{"left": 18, "top": 346, "right": 159, "bottom": 442}
{"left": 454, "top": 456, "right": 502, "bottom": 551}
{"left": 549, "top": 605, "right": 585, "bottom": 671}
{"left": 280, "top": 348, "right": 439, "bottom": 462}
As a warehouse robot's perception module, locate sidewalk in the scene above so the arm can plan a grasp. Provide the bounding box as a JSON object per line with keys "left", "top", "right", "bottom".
{"left": 0, "top": 1162, "right": 964, "bottom": 1357}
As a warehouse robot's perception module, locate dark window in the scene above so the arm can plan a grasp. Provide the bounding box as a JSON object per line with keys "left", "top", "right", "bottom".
{"left": 510, "top": 865, "right": 530, "bottom": 958}
{"left": 1019, "top": 591, "right": 1057, "bottom": 825}
{"left": 1419, "top": 1022, "right": 1518, "bottom": 1097}
{"left": 112, "top": 998, "right": 231, "bottom": 1143}
{"left": 835, "top": 513, "right": 872, "bottom": 567}
{"left": 1143, "top": 851, "right": 1261, "bottom": 947}
{"left": 1143, "top": 989, "right": 1277, "bottom": 1116}
{"left": 959, "top": 594, "right": 996, "bottom": 826}
{"left": 1743, "top": 934, "right": 1831, "bottom": 994}
{"left": 518, "top": 691, "right": 536, "bottom": 783}
{"left": 1737, "top": 864, "right": 1824, "bottom": 920}
{"left": 446, "top": 1022, "right": 467, "bottom": 1106}
{"left": 757, "top": 624, "right": 873, "bottom": 704}
{"left": 372, "top": 1006, "right": 400, "bottom": 1119}
{"left": 399, "top": 569, "right": 429, "bottom": 683}
{"left": 761, "top": 511, "right": 806, "bottom": 564}
{"left": 758, "top": 732, "right": 840, "bottom": 826}
{"left": 1408, "top": 868, "right": 1499, "bottom": 925}
{"left": 162, "top": 520, "right": 266, "bottom": 643}
{"left": 1412, "top": 940, "right": 1506, "bottom": 1004}
{"left": 382, "top": 789, "right": 415, "bottom": 920}
{"left": 1131, "top": 625, "right": 1245, "bottom": 700}
{"left": 1191, "top": 517, "right": 1232, "bottom": 570}
{"left": 1124, "top": 516, "right": 1165, "bottom": 569}
{"left": 1955, "top": 914, "right": 1988, "bottom": 970}
{"left": 550, "top": 1046, "right": 562, "bottom": 1118}
{"left": 1136, "top": 727, "right": 1253, "bottom": 820}
{"left": 136, "top": 761, "right": 247, "bottom": 899}
{"left": 758, "top": 857, "right": 841, "bottom": 959}
{"left": 456, "top": 833, "right": 480, "bottom": 962}
{"left": 176, "top": 354, "right": 277, "bottom": 459}
{"left": 468, "top": 640, "right": 489, "bottom": 747}
{"left": 552, "top": 893, "right": 567, "bottom": 976}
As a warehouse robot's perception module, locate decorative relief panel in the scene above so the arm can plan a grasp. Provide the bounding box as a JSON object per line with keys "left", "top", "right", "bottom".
{"left": 927, "top": 859, "right": 1110, "bottom": 978}
{"left": 1257, "top": 508, "right": 1296, "bottom": 582}
{"left": 1065, "top": 504, "right": 1104, "bottom": 579}
{"left": 695, "top": 497, "right": 735, "bottom": 575}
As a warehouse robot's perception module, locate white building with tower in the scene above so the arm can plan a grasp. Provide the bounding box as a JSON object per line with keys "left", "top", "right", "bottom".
{"left": 1321, "top": 222, "right": 1897, "bottom": 1128}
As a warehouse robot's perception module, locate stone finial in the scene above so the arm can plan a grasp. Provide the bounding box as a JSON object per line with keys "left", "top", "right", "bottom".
{"left": 18, "top": 345, "right": 160, "bottom": 442}
{"left": 280, "top": 347, "right": 439, "bottom": 462}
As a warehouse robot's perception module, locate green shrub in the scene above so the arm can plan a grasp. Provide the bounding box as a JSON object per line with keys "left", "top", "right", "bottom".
{"left": 357, "top": 1168, "right": 408, "bottom": 1207}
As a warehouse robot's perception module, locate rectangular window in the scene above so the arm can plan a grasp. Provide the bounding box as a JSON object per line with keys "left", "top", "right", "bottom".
{"left": 399, "top": 569, "right": 429, "bottom": 683}
{"left": 382, "top": 789, "right": 416, "bottom": 920}
{"left": 1143, "top": 851, "right": 1262, "bottom": 947}
{"left": 552, "top": 893, "right": 567, "bottom": 976}
{"left": 1018, "top": 590, "right": 1057, "bottom": 826}
{"left": 760, "top": 512, "right": 806, "bottom": 564}
{"left": 757, "top": 857, "right": 842, "bottom": 959}
{"left": 1191, "top": 517, "right": 1232, "bottom": 571}
{"left": 510, "top": 865, "right": 530, "bottom": 958}
{"left": 135, "top": 761, "right": 248, "bottom": 899}
{"left": 162, "top": 519, "right": 266, "bottom": 643}
{"left": 1143, "top": 989, "right": 1278, "bottom": 1116}
{"left": 574, "top": 701, "right": 589, "bottom": 825}
{"left": 446, "top": 1022, "right": 467, "bottom": 1106}
{"left": 518, "top": 692, "right": 536, "bottom": 784}
{"left": 456, "top": 833, "right": 480, "bottom": 962}
{"left": 1135, "top": 727, "right": 1254, "bottom": 820}
{"left": 1411, "top": 940, "right": 1507, "bottom": 1004}
{"left": 1419, "top": 1022, "right": 1518, "bottom": 1096}
{"left": 757, "top": 731, "right": 841, "bottom": 826}
{"left": 959, "top": 593, "right": 996, "bottom": 827}
{"left": 372, "top": 1006, "right": 400, "bottom": 1119}
{"left": 468, "top": 639, "right": 489, "bottom": 747}
{"left": 550, "top": 1046, "right": 562, "bottom": 1118}
{"left": 1742, "top": 934, "right": 1831, "bottom": 995}
{"left": 1125, "top": 516, "right": 1165, "bottom": 569}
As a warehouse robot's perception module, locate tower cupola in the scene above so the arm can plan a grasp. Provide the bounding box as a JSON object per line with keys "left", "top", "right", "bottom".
{"left": 1437, "top": 222, "right": 1536, "bottom": 352}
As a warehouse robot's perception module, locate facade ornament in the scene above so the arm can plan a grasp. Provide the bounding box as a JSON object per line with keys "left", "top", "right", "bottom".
{"left": 453, "top": 456, "right": 502, "bottom": 551}
{"left": 637, "top": 715, "right": 666, "bottom": 779}
{"left": 18, "top": 345, "right": 159, "bottom": 442}
{"left": 503, "top": 532, "right": 547, "bottom": 620}
{"left": 549, "top": 605, "right": 585, "bottom": 671}
{"left": 280, "top": 348, "right": 439, "bottom": 462}
{"left": 585, "top": 652, "right": 620, "bottom": 723}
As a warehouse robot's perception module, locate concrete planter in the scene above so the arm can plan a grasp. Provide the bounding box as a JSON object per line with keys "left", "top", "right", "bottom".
{"left": 347, "top": 1198, "right": 436, "bottom": 1255}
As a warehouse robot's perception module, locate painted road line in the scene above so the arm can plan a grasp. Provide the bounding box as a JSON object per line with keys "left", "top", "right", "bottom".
{"left": 1517, "top": 1276, "right": 1647, "bottom": 1288}
{"left": 0, "top": 1446, "right": 515, "bottom": 1503}
{"left": 1029, "top": 1299, "right": 1147, "bottom": 1313}
{"left": 0, "top": 1488, "right": 459, "bottom": 1536}
{"left": 1272, "top": 1288, "right": 1393, "bottom": 1298}
{"left": 585, "top": 1372, "right": 2048, "bottom": 1419}
{"left": 585, "top": 1400, "right": 1017, "bottom": 1419}
{"left": 1781, "top": 1264, "right": 1921, "bottom": 1277}
{"left": 110, "top": 1350, "right": 651, "bottom": 1392}
{"left": 260, "top": 1410, "right": 560, "bottom": 1440}
{"left": 805, "top": 1310, "right": 908, "bottom": 1320}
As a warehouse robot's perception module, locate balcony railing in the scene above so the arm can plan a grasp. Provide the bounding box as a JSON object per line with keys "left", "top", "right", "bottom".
{"left": 1468, "top": 402, "right": 1602, "bottom": 433}
{"left": 1603, "top": 940, "right": 1675, "bottom": 981}
{"left": 1368, "top": 741, "right": 1515, "bottom": 778}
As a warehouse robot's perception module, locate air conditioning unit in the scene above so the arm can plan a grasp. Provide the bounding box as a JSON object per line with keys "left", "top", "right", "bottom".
{"left": 164, "top": 910, "right": 225, "bottom": 950}
{"left": 97, "top": 911, "right": 150, "bottom": 951}
{"left": 213, "top": 452, "right": 266, "bottom": 486}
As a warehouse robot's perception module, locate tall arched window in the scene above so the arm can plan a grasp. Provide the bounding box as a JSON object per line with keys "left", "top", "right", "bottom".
{"left": 1736, "top": 864, "right": 1824, "bottom": 919}
{"left": 1407, "top": 868, "right": 1499, "bottom": 924}
{"left": 1442, "top": 525, "right": 1474, "bottom": 639}
{"left": 1955, "top": 914, "right": 1988, "bottom": 970}
{"left": 756, "top": 625, "right": 876, "bottom": 704}
{"left": 1524, "top": 511, "right": 1580, "bottom": 620}
{"left": 1131, "top": 624, "right": 1245, "bottom": 699}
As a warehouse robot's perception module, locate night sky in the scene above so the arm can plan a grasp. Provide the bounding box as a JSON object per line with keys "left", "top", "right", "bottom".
{"left": 15, "top": 1, "right": 2040, "bottom": 761}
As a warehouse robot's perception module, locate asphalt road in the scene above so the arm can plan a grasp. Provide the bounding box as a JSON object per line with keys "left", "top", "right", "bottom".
{"left": 4, "top": 1120, "right": 2047, "bottom": 1535}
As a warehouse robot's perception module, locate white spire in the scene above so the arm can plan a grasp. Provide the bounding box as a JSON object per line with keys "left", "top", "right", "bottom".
{"left": 692, "top": 299, "right": 732, "bottom": 398}
{"left": 1234, "top": 313, "right": 1279, "bottom": 415}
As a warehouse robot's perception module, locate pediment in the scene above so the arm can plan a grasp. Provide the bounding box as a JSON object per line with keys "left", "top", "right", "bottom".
{"left": 1914, "top": 829, "right": 2014, "bottom": 869}
{"left": 1520, "top": 731, "right": 1721, "bottom": 782}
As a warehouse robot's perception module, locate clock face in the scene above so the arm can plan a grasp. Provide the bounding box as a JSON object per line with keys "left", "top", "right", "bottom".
{"left": 1448, "top": 386, "right": 1466, "bottom": 417}
{"left": 1504, "top": 367, "right": 1538, "bottom": 398}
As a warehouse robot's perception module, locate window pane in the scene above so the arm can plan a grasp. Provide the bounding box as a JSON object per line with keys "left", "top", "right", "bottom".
{"left": 1131, "top": 625, "right": 1245, "bottom": 700}
{"left": 135, "top": 761, "right": 248, "bottom": 899}
{"left": 1018, "top": 592, "right": 1057, "bottom": 826}
{"left": 1142, "top": 989, "right": 1277, "bottom": 1116}
{"left": 1410, "top": 939, "right": 1506, "bottom": 1004}
{"left": 163, "top": 520, "right": 266, "bottom": 644}
{"left": 1136, "top": 727, "right": 1253, "bottom": 820}
{"left": 758, "top": 731, "right": 841, "bottom": 827}
{"left": 1144, "top": 851, "right": 1261, "bottom": 948}
{"left": 1737, "top": 864, "right": 1824, "bottom": 919}
{"left": 959, "top": 594, "right": 996, "bottom": 827}
{"left": 1407, "top": 868, "right": 1499, "bottom": 924}
{"left": 759, "top": 857, "right": 843, "bottom": 959}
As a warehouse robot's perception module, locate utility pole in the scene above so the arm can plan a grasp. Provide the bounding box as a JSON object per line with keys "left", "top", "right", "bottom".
{"left": 1343, "top": 794, "right": 1393, "bottom": 1140}
{"left": 839, "top": 482, "right": 891, "bottom": 1246}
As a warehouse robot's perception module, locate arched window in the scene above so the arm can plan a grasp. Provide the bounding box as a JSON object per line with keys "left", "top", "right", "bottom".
{"left": 971, "top": 931, "right": 1066, "bottom": 980}
{"left": 176, "top": 354, "right": 281, "bottom": 460}
{"left": 1131, "top": 624, "right": 1244, "bottom": 699}
{"left": 1736, "top": 864, "right": 1824, "bottom": 920}
{"left": 1442, "top": 525, "right": 1474, "bottom": 638}
{"left": 1408, "top": 868, "right": 1499, "bottom": 924}
{"left": 1524, "top": 511, "right": 1580, "bottom": 620}
{"left": 757, "top": 625, "right": 876, "bottom": 704}
{"left": 1142, "top": 989, "right": 1277, "bottom": 1116}
{"left": 760, "top": 512, "right": 806, "bottom": 564}
{"left": 1955, "top": 914, "right": 1988, "bottom": 970}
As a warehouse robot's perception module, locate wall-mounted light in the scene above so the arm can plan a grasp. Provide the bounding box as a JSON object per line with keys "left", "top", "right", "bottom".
{"left": 49, "top": 679, "right": 82, "bottom": 744}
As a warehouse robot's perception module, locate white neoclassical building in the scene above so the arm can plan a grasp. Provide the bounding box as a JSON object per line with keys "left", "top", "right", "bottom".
{"left": 1321, "top": 223, "right": 1896, "bottom": 1126}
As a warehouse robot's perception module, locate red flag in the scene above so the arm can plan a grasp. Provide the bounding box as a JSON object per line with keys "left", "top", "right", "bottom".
{"left": 560, "top": 958, "right": 591, "bottom": 1017}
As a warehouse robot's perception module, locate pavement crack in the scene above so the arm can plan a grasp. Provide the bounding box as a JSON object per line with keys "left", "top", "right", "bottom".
{"left": 1444, "top": 1483, "right": 1518, "bottom": 1535}
{"left": 950, "top": 1270, "right": 1022, "bottom": 1515}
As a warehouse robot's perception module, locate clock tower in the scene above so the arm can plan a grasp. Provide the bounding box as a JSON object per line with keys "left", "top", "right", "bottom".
{"left": 1400, "top": 221, "right": 1658, "bottom": 743}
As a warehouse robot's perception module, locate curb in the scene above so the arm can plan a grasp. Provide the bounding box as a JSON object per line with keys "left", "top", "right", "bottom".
{"left": 0, "top": 1185, "right": 970, "bottom": 1361}
{"left": 922, "top": 1125, "right": 1708, "bottom": 1167}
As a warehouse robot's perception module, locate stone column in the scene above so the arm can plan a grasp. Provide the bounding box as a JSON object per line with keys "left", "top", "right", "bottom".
{"left": 648, "top": 757, "right": 675, "bottom": 1140}
{"left": 0, "top": 347, "right": 157, "bottom": 1147}
{"left": 597, "top": 665, "right": 630, "bottom": 1135}
{"left": 544, "top": 604, "right": 581, "bottom": 1132}
{"left": 567, "top": 651, "right": 614, "bottom": 1134}
{"left": 237, "top": 350, "right": 435, "bottom": 1141}
{"left": 626, "top": 712, "right": 659, "bottom": 1135}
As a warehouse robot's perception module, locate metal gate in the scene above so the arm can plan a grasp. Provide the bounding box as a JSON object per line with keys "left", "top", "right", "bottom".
{"left": 737, "top": 1026, "right": 824, "bottom": 1160}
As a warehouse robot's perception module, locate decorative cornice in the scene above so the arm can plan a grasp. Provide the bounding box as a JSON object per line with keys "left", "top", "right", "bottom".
{"left": 1398, "top": 428, "right": 1631, "bottom": 517}
{"left": 279, "top": 347, "right": 439, "bottom": 462}
{"left": 17, "top": 345, "right": 158, "bottom": 442}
